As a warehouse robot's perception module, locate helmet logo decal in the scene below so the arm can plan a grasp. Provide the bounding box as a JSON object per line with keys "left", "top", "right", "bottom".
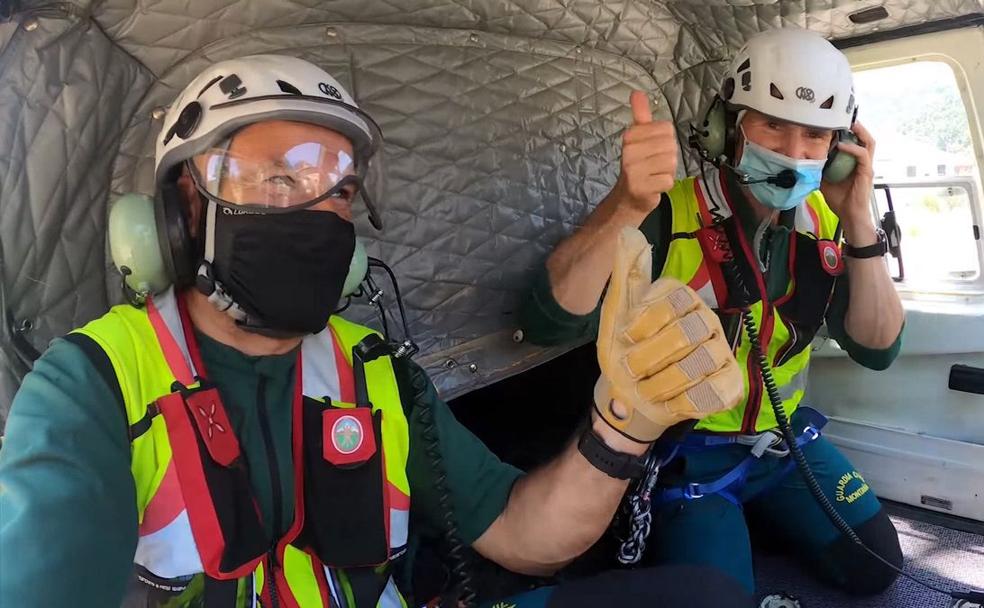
{"left": 795, "top": 87, "right": 815, "bottom": 102}
{"left": 219, "top": 74, "right": 247, "bottom": 100}
{"left": 319, "top": 82, "right": 342, "bottom": 100}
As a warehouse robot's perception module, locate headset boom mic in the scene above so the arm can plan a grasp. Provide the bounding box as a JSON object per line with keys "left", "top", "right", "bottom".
{"left": 768, "top": 170, "right": 797, "bottom": 188}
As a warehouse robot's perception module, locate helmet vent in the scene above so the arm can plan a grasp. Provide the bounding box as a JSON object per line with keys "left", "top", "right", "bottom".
{"left": 197, "top": 75, "right": 223, "bottom": 99}
{"left": 741, "top": 70, "right": 751, "bottom": 92}
{"left": 277, "top": 80, "right": 302, "bottom": 95}
{"left": 737, "top": 58, "right": 751, "bottom": 73}
{"left": 769, "top": 83, "right": 784, "bottom": 100}
{"left": 819, "top": 95, "right": 835, "bottom": 109}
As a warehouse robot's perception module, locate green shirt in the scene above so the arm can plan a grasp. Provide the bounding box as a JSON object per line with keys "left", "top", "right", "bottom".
{"left": 520, "top": 180, "right": 902, "bottom": 371}
{"left": 0, "top": 328, "right": 521, "bottom": 607}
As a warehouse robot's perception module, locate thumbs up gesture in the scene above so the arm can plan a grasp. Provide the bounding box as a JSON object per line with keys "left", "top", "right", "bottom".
{"left": 594, "top": 227, "right": 743, "bottom": 443}
{"left": 614, "top": 90, "right": 680, "bottom": 212}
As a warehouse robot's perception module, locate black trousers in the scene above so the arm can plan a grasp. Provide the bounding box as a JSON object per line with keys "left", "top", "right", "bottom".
{"left": 481, "top": 565, "right": 754, "bottom": 608}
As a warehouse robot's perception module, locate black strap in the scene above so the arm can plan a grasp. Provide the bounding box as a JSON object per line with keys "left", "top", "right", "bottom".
{"left": 639, "top": 192, "right": 673, "bottom": 279}
{"left": 577, "top": 424, "right": 648, "bottom": 480}
{"left": 352, "top": 334, "right": 391, "bottom": 407}
{"left": 128, "top": 402, "right": 160, "bottom": 440}
{"left": 62, "top": 333, "right": 129, "bottom": 440}
{"left": 204, "top": 575, "right": 240, "bottom": 607}
{"left": 62, "top": 333, "right": 162, "bottom": 442}
{"left": 843, "top": 229, "right": 888, "bottom": 259}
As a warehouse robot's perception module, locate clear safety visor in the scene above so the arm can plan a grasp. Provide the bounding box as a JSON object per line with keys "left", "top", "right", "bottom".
{"left": 187, "top": 135, "right": 382, "bottom": 228}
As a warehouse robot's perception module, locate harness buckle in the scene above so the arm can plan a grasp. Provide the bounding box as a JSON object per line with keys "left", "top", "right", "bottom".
{"left": 749, "top": 429, "right": 788, "bottom": 458}
{"left": 802, "top": 424, "right": 820, "bottom": 442}
{"left": 684, "top": 483, "right": 704, "bottom": 500}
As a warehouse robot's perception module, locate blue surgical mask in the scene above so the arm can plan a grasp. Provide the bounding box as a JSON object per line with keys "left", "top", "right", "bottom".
{"left": 736, "top": 137, "right": 826, "bottom": 211}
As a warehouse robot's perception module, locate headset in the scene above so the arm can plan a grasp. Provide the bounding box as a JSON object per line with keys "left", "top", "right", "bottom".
{"left": 688, "top": 95, "right": 860, "bottom": 186}
{"left": 108, "top": 186, "right": 369, "bottom": 306}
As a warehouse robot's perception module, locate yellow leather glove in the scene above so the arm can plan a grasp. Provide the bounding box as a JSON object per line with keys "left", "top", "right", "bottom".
{"left": 595, "top": 226, "right": 744, "bottom": 443}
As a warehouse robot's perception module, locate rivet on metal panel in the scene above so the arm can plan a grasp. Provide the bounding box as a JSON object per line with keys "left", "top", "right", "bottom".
{"left": 575, "top": 46, "right": 583, "bottom": 54}
{"left": 559, "top": 144, "right": 567, "bottom": 153}
{"left": 512, "top": 329, "right": 525, "bottom": 343}
{"left": 23, "top": 18, "right": 40, "bottom": 31}
{"left": 151, "top": 107, "right": 167, "bottom": 120}
{"left": 444, "top": 358, "right": 458, "bottom": 369}
{"left": 468, "top": 363, "right": 478, "bottom": 373}
{"left": 325, "top": 27, "right": 338, "bottom": 38}
{"left": 469, "top": 33, "right": 479, "bottom": 43}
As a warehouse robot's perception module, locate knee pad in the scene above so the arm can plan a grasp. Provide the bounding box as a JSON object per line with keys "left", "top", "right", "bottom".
{"left": 819, "top": 508, "right": 902, "bottom": 595}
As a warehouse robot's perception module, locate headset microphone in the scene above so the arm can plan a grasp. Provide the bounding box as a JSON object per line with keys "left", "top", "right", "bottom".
{"left": 766, "top": 169, "right": 796, "bottom": 188}
{"left": 725, "top": 164, "right": 798, "bottom": 189}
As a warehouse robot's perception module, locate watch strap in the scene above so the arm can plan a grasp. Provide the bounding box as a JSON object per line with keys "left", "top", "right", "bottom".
{"left": 577, "top": 425, "right": 649, "bottom": 480}
{"left": 844, "top": 229, "right": 888, "bottom": 259}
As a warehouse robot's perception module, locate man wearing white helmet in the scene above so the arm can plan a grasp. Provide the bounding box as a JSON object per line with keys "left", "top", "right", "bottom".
{"left": 521, "top": 28, "right": 905, "bottom": 595}
{"left": 0, "top": 55, "right": 753, "bottom": 607}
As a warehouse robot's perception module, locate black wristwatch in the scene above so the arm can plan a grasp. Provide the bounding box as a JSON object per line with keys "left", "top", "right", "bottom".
{"left": 577, "top": 425, "right": 649, "bottom": 480}
{"left": 843, "top": 228, "right": 888, "bottom": 259}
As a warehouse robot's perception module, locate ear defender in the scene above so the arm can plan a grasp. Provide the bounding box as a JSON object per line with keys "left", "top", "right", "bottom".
{"left": 108, "top": 181, "right": 196, "bottom": 304}
{"left": 109, "top": 194, "right": 171, "bottom": 301}
{"left": 342, "top": 237, "right": 369, "bottom": 297}
{"left": 690, "top": 96, "right": 739, "bottom": 164}
{"left": 155, "top": 179, "right": 197, "bottom": 290}
{"left": 823, "top": 130, "right": 859, "bottom": 183}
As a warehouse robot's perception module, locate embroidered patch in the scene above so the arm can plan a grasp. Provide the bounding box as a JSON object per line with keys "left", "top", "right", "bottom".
{"left": 323, "top": 407, "right": 377, "bottom": 466}
{"left": 818, "top": 240, "right": 845, "bottom": 276}
{"left": 181, "top": 387, "right": 240, "bottom": 467}
{"left": 332, "top": 415, "right": 363, "bottom": 455}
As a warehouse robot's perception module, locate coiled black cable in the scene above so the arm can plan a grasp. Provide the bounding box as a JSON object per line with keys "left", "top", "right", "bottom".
{"left": 736, "top": 278, "right": 984, "bottom": 604}
{"left": 361, "top": 259, "right": 474, "bottom": 607}
{"left": 416, "top": 395, "right": 478, "bottom": 607}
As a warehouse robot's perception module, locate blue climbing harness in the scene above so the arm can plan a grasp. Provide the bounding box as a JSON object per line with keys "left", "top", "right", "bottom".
{"left": 658, "top": 407, "right": 828, "bottom": 507}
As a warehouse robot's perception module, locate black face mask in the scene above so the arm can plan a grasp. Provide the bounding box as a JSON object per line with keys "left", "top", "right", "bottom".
{"left": 208, "top": 208, "right": 355, "bottom": 336}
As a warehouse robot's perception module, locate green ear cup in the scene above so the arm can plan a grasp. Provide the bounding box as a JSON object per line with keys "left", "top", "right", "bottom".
{"left": 697, "top": 97, "right": 729, "bottom": 160}
{"left": 823, "top": 130, "right": 859, "bottom": 183}
{"left": 342, "top": 237, "right": 368, "bottom": 297}
{"left": 109, "top": 193, "right": 171, "bottom": 299}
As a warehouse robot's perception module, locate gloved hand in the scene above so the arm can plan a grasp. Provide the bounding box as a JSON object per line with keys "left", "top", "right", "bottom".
{"left": 595, "top": 226, "right": 744, "bottom": 443}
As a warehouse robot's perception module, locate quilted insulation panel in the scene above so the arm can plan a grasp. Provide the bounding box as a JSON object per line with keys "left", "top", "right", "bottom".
{"left": 1, "top": 0, "right": 982, "bottom": 423}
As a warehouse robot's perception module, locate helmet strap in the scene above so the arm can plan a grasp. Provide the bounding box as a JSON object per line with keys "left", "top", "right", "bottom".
{"left": 195, "top": 200, "right": 252, "bottom": 325}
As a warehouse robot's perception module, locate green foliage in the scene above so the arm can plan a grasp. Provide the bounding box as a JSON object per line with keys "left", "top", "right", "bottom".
{"left": 856, "top": 63, "right": 973, "bottom": 155}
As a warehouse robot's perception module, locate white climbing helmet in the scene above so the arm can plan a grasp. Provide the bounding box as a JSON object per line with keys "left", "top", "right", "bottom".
{"left": 721, "top": 28, "right": 856, "bottom": 130}
{"left": 154, "top": 54, "right": 383, "bottom": 224}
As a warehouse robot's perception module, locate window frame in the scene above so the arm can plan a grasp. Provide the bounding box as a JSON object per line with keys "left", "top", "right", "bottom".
{"left": 845, "top": 28, "right": 984, "bottom": 298}
{"left": 870, "top": 177, "right": 984, "bottom": 295}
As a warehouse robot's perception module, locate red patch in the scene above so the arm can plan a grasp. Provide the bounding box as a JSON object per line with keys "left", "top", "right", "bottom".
{"left": 184, "top": 387, "right": 240, "bottom": 467}
{"left": 323, "top": 407, "right": 376, "bottom": 466}
{"left": 818, "top": 240, "right": 845, "bottom": 276}
{"left": 696, "top": 225, "right": 733, "bottom": 263}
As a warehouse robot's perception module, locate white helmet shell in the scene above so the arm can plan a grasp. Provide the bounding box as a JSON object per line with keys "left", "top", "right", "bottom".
{"left": 154, "top": 54, "right": 382, "bottom": 188}
{"left": 721, "top": 28, "right": 855, "bottom": 130}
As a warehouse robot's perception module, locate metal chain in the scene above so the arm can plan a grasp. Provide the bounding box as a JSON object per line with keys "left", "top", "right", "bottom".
{"left": 617, "top": 455, "right": 661, "bottom": 565}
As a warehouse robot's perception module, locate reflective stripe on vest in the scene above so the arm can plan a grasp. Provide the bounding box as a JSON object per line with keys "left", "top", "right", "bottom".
{"left": 660, "top": 167, "right": 839, "bottom": 433}
{"left": 75, "top": 288, "right": 411, "bottom": 606}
